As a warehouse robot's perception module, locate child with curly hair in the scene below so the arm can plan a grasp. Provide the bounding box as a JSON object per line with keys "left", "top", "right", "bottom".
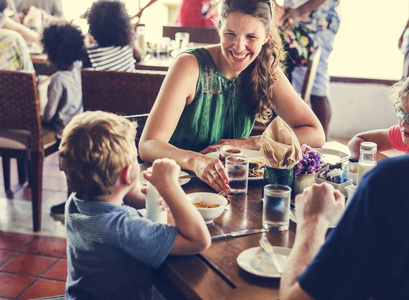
{"left": 348, "top": 76, "right": 409, "bottom": 160}
{"left": 41, "top": 22, "right": 85, "bottom": 139}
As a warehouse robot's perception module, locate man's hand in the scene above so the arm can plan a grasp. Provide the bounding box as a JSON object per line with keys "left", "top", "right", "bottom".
{"left": 295, "top": 183, "right": 345, "bottom": 228}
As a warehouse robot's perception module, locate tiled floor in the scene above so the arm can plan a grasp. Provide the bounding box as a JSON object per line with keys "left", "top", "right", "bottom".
{"left": 0, "top": 153, "right": 67, "bottom": 299}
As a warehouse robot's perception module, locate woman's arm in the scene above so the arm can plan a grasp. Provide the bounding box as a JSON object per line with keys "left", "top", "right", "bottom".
{"left": 139, "top": 52, "right": 230, "bottom": 192}
{"left": 348, "top": 129, "right": 391, "bottom": 161}
{"left": 3, "top": 16, "right": 40, "bottom": 45}
{"left": 272, "top": 69, "right": 325, "bottom": 147}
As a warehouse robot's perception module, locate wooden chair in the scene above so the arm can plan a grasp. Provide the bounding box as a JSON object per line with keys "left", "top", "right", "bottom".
{"left": 81, "top": 69, "right": 166, "bottom": 115}
{"left": 0, "top": 70, "right": 59, "bottom": 231}
{"left": 163, "top": 25, "right": 220, "bottom": 44}
{"left": 250, "top": 47, "right": 322, "bottom": 136}
{"left": 300, "top": 47, "right": 322, "bottom": 103}
{"left": 81, "top": 69, "right": 166, "bottom": 160}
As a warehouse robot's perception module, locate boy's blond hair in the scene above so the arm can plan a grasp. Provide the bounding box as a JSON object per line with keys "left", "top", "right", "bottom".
{"left": 59, "top": 111, "right": 137, "bottom": 200}
{"left": 389, "top": 76, "right": 409, "bottom": 108}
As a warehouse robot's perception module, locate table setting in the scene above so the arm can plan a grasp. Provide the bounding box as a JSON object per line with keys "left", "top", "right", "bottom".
{"left": 138, "top": 123, "right": 374, "bottom": 298}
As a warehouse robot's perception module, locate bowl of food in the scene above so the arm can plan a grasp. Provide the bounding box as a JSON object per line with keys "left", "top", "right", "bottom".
{"left": 188, "top": 192, "right": 228, "bottom": 224}
{"left": 342, "top": 162, "right": 358, "bottom": 184}
{"left": 219, "top": 145, "right": 243, "bottom": 162}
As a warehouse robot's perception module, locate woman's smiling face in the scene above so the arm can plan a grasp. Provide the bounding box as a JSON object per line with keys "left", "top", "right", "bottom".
{"left": 220, "top": 12, "right": 270, "bottom": 78}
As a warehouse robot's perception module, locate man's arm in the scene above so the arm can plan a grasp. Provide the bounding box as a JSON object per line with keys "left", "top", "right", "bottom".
{"left": 280, "top": 183, "right": 345, "bottom": 300}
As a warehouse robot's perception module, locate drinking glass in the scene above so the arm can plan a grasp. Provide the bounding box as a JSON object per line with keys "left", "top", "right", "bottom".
{"left": 175, "top": 32, "right": 190, "bottom": 49}
{"left": 226, "top": 156, "right": 249, "bottom": 196}
{"left": 263, "top": 184, "right": 291, "bottom": 231}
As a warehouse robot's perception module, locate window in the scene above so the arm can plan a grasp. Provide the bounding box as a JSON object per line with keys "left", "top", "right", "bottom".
{"left": 329, "top": 0, "right": 408, "bottom": 80}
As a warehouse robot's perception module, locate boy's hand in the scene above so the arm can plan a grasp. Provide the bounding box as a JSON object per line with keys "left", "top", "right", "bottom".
{"left": 143, "top": 158, "right": 181, "bottom": 191}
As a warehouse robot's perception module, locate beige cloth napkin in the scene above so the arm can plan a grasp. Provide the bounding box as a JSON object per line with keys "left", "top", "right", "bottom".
{"left": 259, "top": 117, "right": 302, "bottom": 168}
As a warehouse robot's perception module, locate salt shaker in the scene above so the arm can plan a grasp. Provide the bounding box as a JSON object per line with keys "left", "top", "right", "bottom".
{"left": 145, "top": 182, "right": 167, "bottom": 224}
{"left": 357, "top": 142, "right": 377, "bottom": 185}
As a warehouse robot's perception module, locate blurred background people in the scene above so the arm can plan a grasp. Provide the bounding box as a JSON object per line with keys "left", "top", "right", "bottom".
{"left": 279, "top": 0, "right": 341, "bottom": 140}
{"left": 83, "top": 0, "right": 141, "bottom": 70}
{"left": 0, "top": 0, "right": 34, "bottom": 70}
{"left": 175, "top": 0, "right": 220, "bottom": 27}
{"left": 13, "top": 0, "right": 64, "bottom": 18}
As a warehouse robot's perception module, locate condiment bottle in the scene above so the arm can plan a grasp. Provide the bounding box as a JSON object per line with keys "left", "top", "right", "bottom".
{"left": 356, "top": 142, "right": 377, "bottom": 185}
{"left": 145, "top": 182, "right": 167, "bottom": 224}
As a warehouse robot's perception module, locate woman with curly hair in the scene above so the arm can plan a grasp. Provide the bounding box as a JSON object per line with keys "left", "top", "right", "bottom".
{"left": 139, "top": 0, "right": 324, "bottom": 192}
{"left": 84, "top": 0, "right": 139, "bottom": 71}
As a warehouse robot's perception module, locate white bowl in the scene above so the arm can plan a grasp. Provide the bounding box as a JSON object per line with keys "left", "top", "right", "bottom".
{"left": 188, "top": 192, "right": 228, "bottom": 224}
{"left": 220, "top": 145, "right": 243, "bottom": 159}
{"left": 342, "top": 162, "right": 358, "bottom": 185}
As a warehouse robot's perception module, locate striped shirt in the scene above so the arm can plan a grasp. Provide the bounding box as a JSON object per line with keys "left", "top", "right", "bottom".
{"left": 0, "top": 29, "right": 34, "bottom": 71}
{"left": 86, "top": 45, "right": 136, "bottom": 72}
{"left": 65, "top": 194, "right": 177, "bottom": 299}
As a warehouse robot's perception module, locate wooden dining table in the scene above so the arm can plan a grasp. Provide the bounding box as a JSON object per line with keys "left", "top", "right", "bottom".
{"left": 146, "top": 141, "right": 403, "bottom": 299}
{"left": 152, "top": 176, "right": 295, "bottom": 300}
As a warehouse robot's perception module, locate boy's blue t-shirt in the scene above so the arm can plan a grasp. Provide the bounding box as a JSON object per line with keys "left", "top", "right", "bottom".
{"left": 65, "top": 194, "right": 178, "bottom": 300}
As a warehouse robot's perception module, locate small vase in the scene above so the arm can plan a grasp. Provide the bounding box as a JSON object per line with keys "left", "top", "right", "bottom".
{"left": 293, "top": 173, "right": 315, "bottom": 197}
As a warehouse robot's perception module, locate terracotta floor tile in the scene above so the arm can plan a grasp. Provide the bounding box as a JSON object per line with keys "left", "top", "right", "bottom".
{"left": 1, "top": 253, "right": 57, "bottom": 277}
{"left": 19, "top": 278, "right": 65, "bottom": 300}
{"left": 0, "top": 231, "right": 35, "bottom": 251}
{"left": 0, "top": 272, "right": 34, "bottom": 299}
{"left": 0, "top": 249, "right": 15, "bottom": 266}
{"left": 42, "top": 259, "right": 67, "bottom": 281}
{"left": 22, "top": 236, "right": 66, "bottom": 257}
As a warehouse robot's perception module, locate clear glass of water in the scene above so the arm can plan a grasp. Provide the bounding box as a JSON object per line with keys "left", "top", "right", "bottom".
{"left": 226, "top": 156, "right": 249, "bottom": 196}
{"left": 263, "top": 184, "right": 291, "bottom": 231}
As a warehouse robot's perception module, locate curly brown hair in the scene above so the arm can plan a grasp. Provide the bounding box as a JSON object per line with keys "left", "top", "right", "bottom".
{"left": 389, "top": 76, "right": 409, "bottom": 108}
{"left": 219, "top": 0, "right": 282, "bottom": 122}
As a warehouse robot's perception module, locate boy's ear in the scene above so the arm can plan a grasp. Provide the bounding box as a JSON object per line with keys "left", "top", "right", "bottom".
{"left": 122, "top": 165, "right": 133, "bottom": 185}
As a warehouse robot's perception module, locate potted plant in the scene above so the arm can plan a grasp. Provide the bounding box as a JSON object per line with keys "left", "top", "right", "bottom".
{"left": 293, "top": 145, "right": 325, "bottom": 196}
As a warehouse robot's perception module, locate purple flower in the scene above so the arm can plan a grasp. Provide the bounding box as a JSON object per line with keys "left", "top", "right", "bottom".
{"left": 294, "top": 144, "right": 325, "bottom": 177}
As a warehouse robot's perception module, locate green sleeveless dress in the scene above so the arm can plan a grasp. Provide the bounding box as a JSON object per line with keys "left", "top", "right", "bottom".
{"left": 169, "top": 48, "right": 255, "bottom": 152}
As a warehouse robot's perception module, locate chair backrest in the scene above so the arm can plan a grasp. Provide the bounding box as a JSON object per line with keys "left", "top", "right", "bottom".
{"left": 81, "top": 69, "right": 167, "bottom": 115}
{"left": 300, "top": 47, "right": 322, "bottom": 103}
{"left": 0, "top": 70, "right": 42, "bottom": 151}
{"left": 163, "top": 25, "right": 220, "bottom": 44}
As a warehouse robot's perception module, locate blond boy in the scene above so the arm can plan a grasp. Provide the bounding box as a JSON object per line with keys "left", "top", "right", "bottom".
{"left": 59, "top": 111, "right": 210, "bottom": 299}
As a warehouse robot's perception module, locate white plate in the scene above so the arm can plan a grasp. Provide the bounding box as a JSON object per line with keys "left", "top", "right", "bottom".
{"left": 312, "top": 148, "right": 349, "bottom": 165}
{"left": 139, "top": 167, "right": 191, "bottom": 186}
{"left": 289, "top": 208, "right": 339, "bottom": 228}
{"left": 237, "top": 246, "right": 291, "bottom": 278}
{"left": 206, "top": 149, "right": 266, "bottom": 181}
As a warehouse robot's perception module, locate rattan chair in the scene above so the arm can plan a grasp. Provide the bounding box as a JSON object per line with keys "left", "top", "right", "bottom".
{"left": 0, "top": 70, "right": 59, "bottom": 231}
{"left": 81, "top": 69, "right": 166, "bottom": 115}
{"left": 163, "top": 25, "right": 220, "bottom": 44}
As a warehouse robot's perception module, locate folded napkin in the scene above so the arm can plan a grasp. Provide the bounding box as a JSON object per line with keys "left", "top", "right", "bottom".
{"left": 259, "top": 117, "right": 302, "bottom": 169}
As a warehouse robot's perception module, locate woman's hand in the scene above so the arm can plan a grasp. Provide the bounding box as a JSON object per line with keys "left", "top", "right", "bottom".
{"left": 279, "top": 7, "right": 302, "bottom": 31}
{"left": 194, "top": 155, "right": 230, "bottom": 193}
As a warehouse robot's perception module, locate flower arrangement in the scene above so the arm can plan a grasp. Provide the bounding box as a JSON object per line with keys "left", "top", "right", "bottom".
{"left": 294, "top": 144, "right": 325, "bottom": 177}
